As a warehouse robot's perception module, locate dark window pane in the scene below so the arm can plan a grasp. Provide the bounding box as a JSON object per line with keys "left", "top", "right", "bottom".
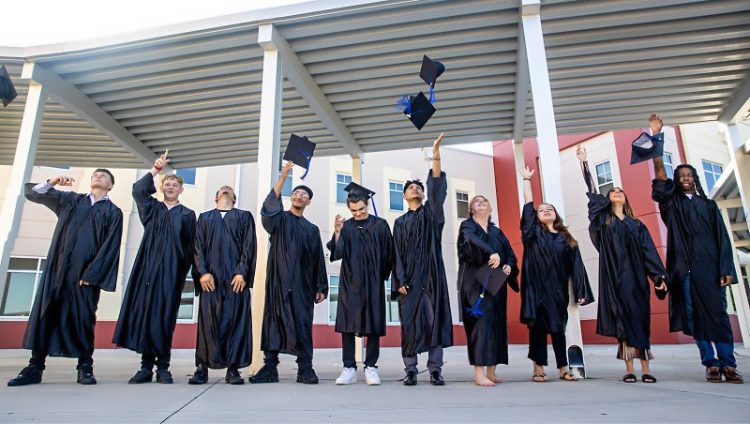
{"left": 8, "top": 258, "right": 38, "bottom": 270}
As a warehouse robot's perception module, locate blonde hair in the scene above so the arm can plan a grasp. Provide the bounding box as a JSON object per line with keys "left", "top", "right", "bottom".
{"left": 161, "top": 174, "right": 184, "bottom": 186}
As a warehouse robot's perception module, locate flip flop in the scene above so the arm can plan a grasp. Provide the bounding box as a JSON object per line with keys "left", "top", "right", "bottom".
{"left": 641, "top": 374, "right": 657, "bottom": 383}
{"left": 532, "top": 373, "right": 547, "bottom": 383}
{"left": 623, "top": 373, "right": 637, "bottom": 383}
{"left": 559, "top": 371, "right": 577, "bottom": 381}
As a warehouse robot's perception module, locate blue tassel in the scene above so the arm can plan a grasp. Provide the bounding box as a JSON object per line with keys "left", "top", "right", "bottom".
{"left": 299, "top": 150, "right": 311, "bottom": 180}
{"left": 371, "top": 197, "right": 379, "bottom": 218}
{"left": 396, "top": 95, "right": 412, "bottom": 114}
{"left": 464, "top": 293, "right": 484, "bottom": 318}
{"left": 428, "top": 84, "right": 436, "bottom": 104}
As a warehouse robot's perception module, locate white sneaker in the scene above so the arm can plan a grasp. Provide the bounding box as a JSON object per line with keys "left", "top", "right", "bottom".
{"left": 335, "top": 367, "right": 357, "bottom": 385}
{"left": 364, "top": 366, "right": 381, "bottom": 386}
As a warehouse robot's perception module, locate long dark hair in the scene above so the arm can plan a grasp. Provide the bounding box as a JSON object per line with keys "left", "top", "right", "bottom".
{"left": 605, "top": 187, "right": 640, "bottom": 225}
{"left": 537, "top": 203, "right": 577, "bottom": 248}
{"left": 674, "top": 164, "right": 707, "bottom": 198}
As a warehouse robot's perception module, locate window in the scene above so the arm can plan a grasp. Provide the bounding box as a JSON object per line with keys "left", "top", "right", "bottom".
{"left": 1, "top": 257, "right": 45, "bottom": 317}
{"left": 175, "top": 168, "right": 196, "bottom": 186}
{"left": 281, "top": 167, "right": 293, "bottom": 197}
{"left": 595, "top": 161, "right": 614, "bottom": 194}
{"left": 702, "top": 160, "right": 723, "bottom": 193}
{"left": 336, "top": 174, "right": 352, "bottom": 204}
{"left": 177, "top": 272, "right": 197, "bottom": 322}
{"left": 662, "top": 153, "right": 674, "bottom": 178}
{"left": 389, "top": 181, "right": 404, "bottom": 211}
{"left": 328, "top": 275, "right": 339, "bottom": 323}
{"left": 385, "top": 279, "right": 399, "bottom": 323}
{"left": 456, "top": 191, "right": 469, "bottom": 219}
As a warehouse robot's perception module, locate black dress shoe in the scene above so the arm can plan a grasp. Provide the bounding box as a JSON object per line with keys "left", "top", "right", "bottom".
{"left": 403, "top": 371, "right": 417, "bottom": 386}
{"left": 225, "top": 367, "right": 244, "bottom": 385}
{"left": 128, "top": 368, "right": 153, "bottom": 384}
{"left": 188, "top": 365, "right": 208, "bottom": 385}
{"left": 155, "top": 369, "right": 173, "bottom": 384}
{"left": 296, "top": 368, "right": 319, "bottom": 384}
{"left": 7, "top": 365, "right": 43, "bottom": 387}
{"left": 248, "top": 365, "right": 279, "bottom": 384}
{"left": 430, "top": 370, "right": 445, "bottom": 386}
{"left": 77, "top": 365, "right": 97, "bottom": 385}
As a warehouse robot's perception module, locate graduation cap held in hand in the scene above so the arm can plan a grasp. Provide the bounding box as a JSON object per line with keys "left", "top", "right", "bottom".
{"left": 630, "top": 132, "right": 664, "bottom": 165}
{"left": 396, "top": 91, "right": 436, "bottom": 131}
{"left": 0, "top": 66, "right": 18, "bottom": 108}
{"left": 420, "top": 55, "right": 445, "bottom": 103}
{"left": 283, "top": 134, "right": 316, "bottom": 179}
{"left": 343, "top": 181, "right": 379, "bottom": 218}
{"left": 464, "top": 264, "right": 509, "bottom": 318}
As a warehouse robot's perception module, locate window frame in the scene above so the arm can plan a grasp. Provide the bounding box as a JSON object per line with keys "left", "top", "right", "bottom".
{"left": 335, "top": 174, "right": 353, "bottom": 205}
{"left": 0, "top": 256, "right": 45, "bottom": 319}
{"left": 456, "top": 191, "right": 470, "bottom": 220}
{"left": 388, "top": 181, "right": 405, "bottom": 212}
{"left": 701, "top": 159, "right": 723, "bottom": 193}
{"left": 594, "top": 160, "right": 615, "bottom": 195}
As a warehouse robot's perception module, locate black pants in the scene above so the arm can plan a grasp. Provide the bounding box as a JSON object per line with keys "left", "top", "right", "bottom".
{"left": 263, "top": 349, "right": 313, "bottom": 371}
{"left": 142, "top": 352, "right": 171, "bottom": 370}
{"left": 30, "top": 350, "right": 93, "bottom": 369}
{"left": 528, "top": 325, "right": 567, "bottom": 369}
{"left": 341, "top": 333, "right": 380, "bottom": 369}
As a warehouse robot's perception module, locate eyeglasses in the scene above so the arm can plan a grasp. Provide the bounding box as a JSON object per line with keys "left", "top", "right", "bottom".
{"left": 291, "top": 191, "right": 310, "bottom": 199}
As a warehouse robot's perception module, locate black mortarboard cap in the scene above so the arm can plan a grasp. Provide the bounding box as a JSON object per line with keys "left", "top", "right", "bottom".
{"left": 419, "top": 55, "right": 445, "bottom": 87}
{"left": 398, "top": 91, "right": 435, "bottom": 131}
{"left": 344, "top": 181, "right": 375, "bottom": 200}
{"left": 475, "top": 264, "right": 509, "bottom": 296}
{"left": 630, "top": 132, "right": 664, "bottom": 165}
{"left": 284, "top": 134, "right": 316, "bottom": 179}
{"left": 0, "top": 66, "right": 18, "bottom": 108}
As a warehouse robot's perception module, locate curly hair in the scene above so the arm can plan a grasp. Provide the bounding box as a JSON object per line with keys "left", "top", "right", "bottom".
{"left": 673, "top": 164, "right": 707, "bottom": 198}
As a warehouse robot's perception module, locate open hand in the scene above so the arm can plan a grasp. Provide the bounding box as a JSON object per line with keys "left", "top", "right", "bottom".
{"left": 488, "top": 253, "right": 501, "bottom": 269}
{"left": 281, "top": 161, "right": 294, "bottom": 178}
{"left": 199, "top": 273, "right": 215, "bottom": 292}
{"left": 648, "top": 114, "right": 663, "bottom": 134}
{"left": 231, "top": 274, "right": 246, "bottom": 293}
{"left": 520, "top": 166, "right": 535, "bottom": 180}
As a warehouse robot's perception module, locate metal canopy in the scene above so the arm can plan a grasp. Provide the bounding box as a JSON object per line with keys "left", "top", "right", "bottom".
{"left": 1, "top": 0, "right": 749, "bottom": 169}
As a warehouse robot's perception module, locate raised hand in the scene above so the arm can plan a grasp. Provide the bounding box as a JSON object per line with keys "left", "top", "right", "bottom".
{"left": 153, "top": 151, "right": 169, "bottom": 172}
{"left": 576, "top": 145, "right": 587, "bottom": 162}
{"left": 334, "top": 214, "right": 344, "bottom": 235}
{"left": 648, "top": 114, "right": 663, "bottom": 134}
{"left": 281, "top": 161, "right": 294, "bottom": 178}
{"left": 520, "top": 166, "right": 535, "bottom": 180}
{"left": 432, "top": 132, "right": 444, "bottom": 151}
{"left": 50, "top": 175, "right": 76, "bottom": 186}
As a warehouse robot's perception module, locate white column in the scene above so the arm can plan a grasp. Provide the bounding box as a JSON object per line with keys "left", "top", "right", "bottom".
{"left": 0, "top": 79, "right": 47, "bottom": 303}
{"left": 512, "top": 141, "right": 526, "bottom": 210}
{"left": 521, "top": 0, "right": 584, "bottom": 363}
{"left": 722, "top": 123, "right": 750, "bottom": 347}
{"left": 351, "top": 156, "right": 364, "bottom": 364}
{"left": 251, "top": 30, "right": 283, "bottom": 373}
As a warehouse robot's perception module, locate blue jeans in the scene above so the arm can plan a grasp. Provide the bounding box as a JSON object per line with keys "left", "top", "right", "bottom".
{"left": 683, "top": 274, "right": 737, "bottom": 368}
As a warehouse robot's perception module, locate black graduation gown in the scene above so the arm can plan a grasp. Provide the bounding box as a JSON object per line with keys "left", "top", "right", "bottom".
{"left": 392, "top": 170, "right": 453, "bottom": 357}
{"left": 457, "top": 218, "right": 519, "bottom": 366}
{"left": 260, "top": 190, "right": 328, "bottom": 355}
{"left": 113, "top": 173, "right": 197, "bottom": 357}
{"left": 520, "top": 202, "right": 594, "bottom": 333}
{"left": 326, "top": 215, "right": 393, "bottom": 337}
{"left": 587, "top": 193, "right": 667, "bottom": 350}
{"left": 652, "top": 179, "right": 736, "bottom": 342}
{"left": 193, "top": 208, "right": 256, "bottom": 369}
{"left": 22, "top": 183, "right": 123, "bottom": 358}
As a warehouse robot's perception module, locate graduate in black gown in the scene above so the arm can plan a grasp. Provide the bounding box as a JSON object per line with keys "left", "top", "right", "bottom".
{"left": 188, "top": 185, "right": 256, "bottom": 385}
{"left": 8, "top": 170, "right": 123, "bottom": 386}
{"left": 576, "top": 145, "right": 668, "bottom": 383}
{"left": 113, "top": 153, "right": 197, "bottom": 384}
{"left": 518, "top": 166, "right": 594, "bottom": 383}
{"left": 250, "top": 161, "right": 328, "bottom": 385}
{"left": 392, "top": 133, "right": 453, "bottom": 386}
{"left": 648, "top": 114, "right": 742, "bottom": 384}
{"left": 328, "top": 183, "right": 394, "bottom": 386}
{"left": 457, "top": 195, "right": 518, "bottom": 387}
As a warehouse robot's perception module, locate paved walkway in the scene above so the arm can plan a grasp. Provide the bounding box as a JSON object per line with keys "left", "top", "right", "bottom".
{"left": 0, "top": 345, "right": 748, "bottom": 423}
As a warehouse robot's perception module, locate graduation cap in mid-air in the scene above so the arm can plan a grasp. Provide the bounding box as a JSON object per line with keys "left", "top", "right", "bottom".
{"left": 464, "top": 264, "right": 510, "bottom": 318}
{"left": 343, "top": 181, "right": 379, "bottom": 217}
{"left": 396, "top": 91, "right": 436, "bottom": 131}
{"left": 630, "top": 132, "right": 664, "bottom": 165}
{"left": 0, "top": 66, "right": 18, "bottom": 108}
{"left": 283, "top": 134, "right": 316, "bottom": 179}
{"left": 419, "top": 55, "right": 445, "bottom": 103}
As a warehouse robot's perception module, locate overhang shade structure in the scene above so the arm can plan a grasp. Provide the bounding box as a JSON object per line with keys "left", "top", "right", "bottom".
{"left": 0, "top": 0, "right": 749, "bottom": 169}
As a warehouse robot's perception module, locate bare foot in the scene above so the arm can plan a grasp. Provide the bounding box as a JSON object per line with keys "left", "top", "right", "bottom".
{"left": 474, "top": 376, "right": 497, "bottom": 387}
{"left": 486, "top": 373, "right": 503, "bottom": 383}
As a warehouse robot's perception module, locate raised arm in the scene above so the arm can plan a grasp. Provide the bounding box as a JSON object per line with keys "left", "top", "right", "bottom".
{"left": 576, "top": 145, "right": 597, "bottom": 194}
{"left": 520, "top": 166, "right": 535, "bottom": 204}
{"left": 431, "top": 132, "right": 444, "bottom": 178}
{"left": 24, "top": 176, "right": 77, "bottom": 214}
{"left": 273, "top": 161, "right": 294, "bottom": 198}
{"left": 649, "top": 114, "right": 668, "bottom": 181}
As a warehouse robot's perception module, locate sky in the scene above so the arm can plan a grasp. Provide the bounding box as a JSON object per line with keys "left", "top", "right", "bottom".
{"left": 1, "top": 0, "right": 309, "bottom": 47}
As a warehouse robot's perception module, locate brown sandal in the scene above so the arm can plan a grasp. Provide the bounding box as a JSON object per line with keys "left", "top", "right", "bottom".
{"left": 532, "top": 373, "right": 547, "bottom": 383}
{"left": 560, "top": 371, "right": 577, "bottom": 381}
